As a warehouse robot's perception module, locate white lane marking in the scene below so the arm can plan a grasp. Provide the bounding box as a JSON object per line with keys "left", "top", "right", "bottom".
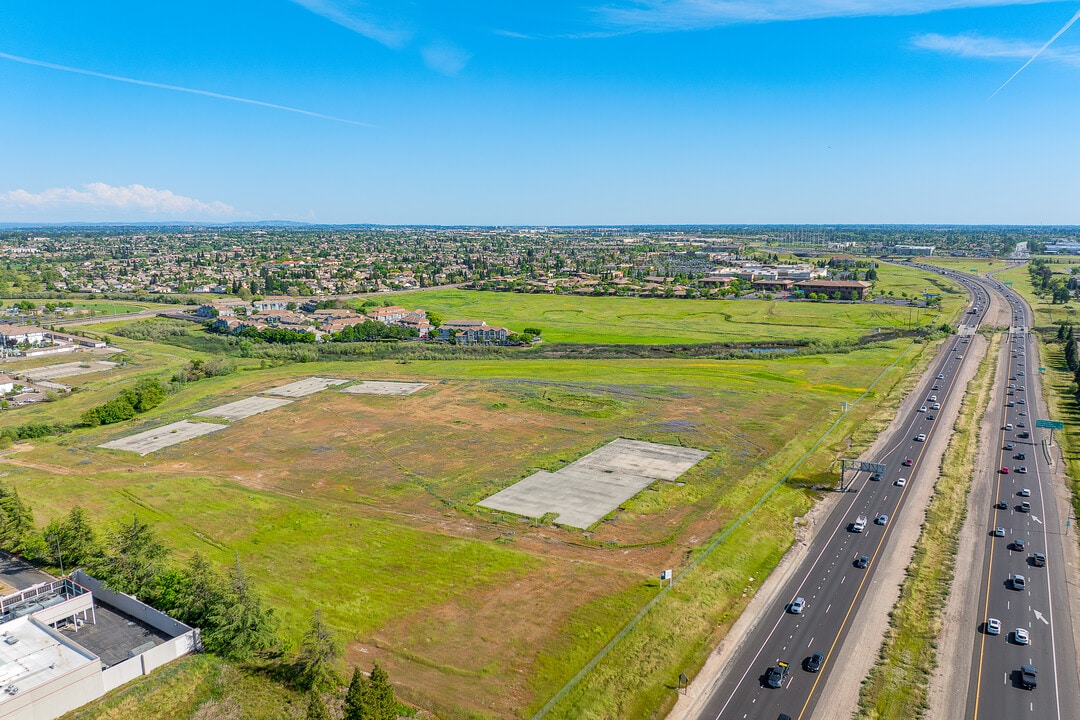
{"left": 1034, "top": 609, "right": 1049, "bottom": 625}
{"left": 825, "top": 604, "right": 831, "bottom": 614}
{"left": 1032, "top": 516, "right": 1042, "bottom": 524}
{"left": 808, "top": 637, "right": 814, "bottom": 647}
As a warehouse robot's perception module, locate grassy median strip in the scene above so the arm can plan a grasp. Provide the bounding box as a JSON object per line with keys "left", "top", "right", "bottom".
{"left": 856, "top": 333, "right": 1000, "bottom": 719}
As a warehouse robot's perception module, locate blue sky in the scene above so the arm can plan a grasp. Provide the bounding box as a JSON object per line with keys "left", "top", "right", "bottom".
{"left": 0, "top": 1, "right": 1078, "bottom": 224}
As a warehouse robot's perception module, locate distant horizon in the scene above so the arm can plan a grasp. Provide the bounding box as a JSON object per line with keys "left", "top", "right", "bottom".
{"left": 1, "top": 221, "right": 1079, "bottom": 231}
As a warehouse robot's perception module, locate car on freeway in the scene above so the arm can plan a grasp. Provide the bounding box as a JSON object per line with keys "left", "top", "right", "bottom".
{"left": 765, "top": 661, "right": 790, "bottom": 688}
{"left": 1018, "top": 431, "right": 1030, "bottom": 438}
{"left": 915, "top": 434, "right": 927, "bottom": 442}
{"left": 1012, "top": 539, "right": 1026, "bottom": 552}
{"left": 919, "top": 406, "right": 927, "bottom": 413}
{"left": 1015, "top": 452, "right": 1026, "bottom": 460}
{"left": 805, "top": 652, "right": 824, "bottom": 673}
{"left": 1019, "top": 371, "right": 1026, "bottom": 376}
{"left": 1017, "top": 421, "right": 1026, "bottom": 428}
{"left": 855, "top": 555, "right": 870, "bottom": 568}
{"left": 929, "top": 395, "right": 938, "bottom": 402}
{"left": 1020, "top": 410, "right": 1027, "bottom": 416}
{"left": 1000, "top": 467, "right": 1010, "bottom": 474}
{"left": 1020, "top": 664, "right": 1037, "bottom": 690}
{"left": 1007, "top": 401, "right": 1015, "bottom": 407}
{"left": 789, "top": 597, "right": 805, "bottom": 614}
{"left": 1017, "top": 466, "right": 1027, "bottom": 473}
{"left": 875, "top": 514, "right": 888, "bottom": 526}
{"left": 1010, "top": 573, "right": 1026, "bottom": 590}
{"left": 932, "top": 384, "right": 940, "bottom": 390}
{"left": 926, "top": 413, "right": 936, "bottom": 420}
{"left": 1019, "top": 488, "right": 1031, "bottom": 497}
{"left": 932, "top": 403, "right": 941, "bottom": 410}
{"left": 1019, "top": 501, "right": 1032, "bottom": 513}
{"left": 986, "top": 617, "right": 1001, "bottom": 635}
{"left": 1032, "top": 552, "right": 1046, "bottom": 567}
{"left": 993, "top": 527, "right": 1005, "bottom": 537}
{"left": 1018, "top": 398, "right": 1026, "bottom": 404}
{"left": 937, "top": 374, "right": 945, "bottom": 380}
{"left": 902, "top": 458, "right": 914, "bottom": 467}
{"left": 1004, "top": 443, "right": 1014, "bottom": 450}
{"left": 1014, "top": 628, "right": 1030, "bottom": 645}
{"left": 870, "top": 472, "right": 883, "bottom": 482}
{"left": 1004, "top": 423, "right": 1013, "bottom": 430}
{"left": 895, "top": 477, "right": 907, "bottom": 487}
{"left": 995, "top": 499, "right": 1008, "bottom": 509}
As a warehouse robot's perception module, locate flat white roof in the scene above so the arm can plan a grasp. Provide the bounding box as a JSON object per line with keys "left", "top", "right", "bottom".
{"left": 0, "top": 617, "right": 96, "bottom": 702}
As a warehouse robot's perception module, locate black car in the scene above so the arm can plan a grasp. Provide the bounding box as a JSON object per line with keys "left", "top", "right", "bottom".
{"left": 1018, "top": 432, "right": 1030, "bottom": 439}
{"left": 1015, "top": 452, "right": 1026, "bottom": 460}
{"left": 766, "top": 661, "right": 790, "bottom": 688}
{"left": 855, "top": 555, "right": 870, "bottom": 568}
{"left": 805, "top": 652, "right": 824, "bottom": 673}
{"left": 994, "top": 500, "right": 1008, "bottom": 510}
{"left": 1020, "top": 664, "right": 1037, "bottom": 690}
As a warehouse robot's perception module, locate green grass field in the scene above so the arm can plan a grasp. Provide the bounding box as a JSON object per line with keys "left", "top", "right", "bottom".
{"left": 2, "top": 262, "right": 971, "bottom": 719}
{"left": 362, "top": 262, "right": 961, "bottom": 345}
{"left": 922, "top": 258, "right": 1012, "bottom": 274}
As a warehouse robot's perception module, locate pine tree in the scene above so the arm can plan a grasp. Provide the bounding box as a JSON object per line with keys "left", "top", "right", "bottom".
{"left": 367, "top": 661, "right": 396, "bottom": 720}
{"left": 296, "top": 609, "right": 341, "bottom": 691}
{"left": 343, "top": 667, "right": 368, "bottom": 720}
{"left": 305, "top": 691, "right": 331, "bottom": 720}
{"left": 202, "top": 558, "right": 280, "bottom": 660}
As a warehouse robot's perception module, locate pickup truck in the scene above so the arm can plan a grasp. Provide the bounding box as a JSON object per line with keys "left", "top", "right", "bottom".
{"left": 852, "top": 515, "right": 867, "bottom": 533}
{"left": 1020, "top": 665, "right": 1037, "bottom": 690}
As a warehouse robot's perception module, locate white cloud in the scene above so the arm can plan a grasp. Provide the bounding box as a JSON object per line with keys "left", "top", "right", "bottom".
{"left": 913, "top": 32, "right": 1080, "bottom": 67}
{"left": 597, "top": 0, "right": 1055, "bottom": 32}
{"left": 290, "top": 0, "right": 413, "bottom": 48}
{"left": 0, "top": 183, "right": 238, "bottom": 220}
{"left": 421, "top": 42, "right": 471, "bottom": 76}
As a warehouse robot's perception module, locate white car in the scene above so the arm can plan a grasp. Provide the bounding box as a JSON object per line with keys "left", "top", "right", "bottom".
{"left": 1014, "top": 628, "right": 1030, "bottom": 645}
{"left": 895, "top": 477, "right": 907, "bottom": 487}
{"left": 987, "top": 618, "right": 1001, "bottom": 635}
{"left": 915, "top": 433, "right": 927, "bottom": 442}
{"left": 918, "top": 406, "right": 927, "bottom": 413}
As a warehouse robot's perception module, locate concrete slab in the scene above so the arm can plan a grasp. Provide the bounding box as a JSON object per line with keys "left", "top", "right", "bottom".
{"left": 341, "top": 381, "right": 429, "bottom": 396}
{"left": 21, "top": 360, "right": 117, "bottom": 381}
{"left": 478, "top": 438, "right": 709, "bottom": 529}
{"left": 99, "top": 420, "right": 226, "bottom": 456}
{"left": 194, "top": 396, "right": 293, "bottom": 421}
{"left": 260, "top": 377, "right": 348, "bottom": 398}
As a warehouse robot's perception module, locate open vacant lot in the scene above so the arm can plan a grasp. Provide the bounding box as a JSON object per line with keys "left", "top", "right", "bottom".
{"left": 193, "top": 396, "right": 294, "bottom": 421}
{"left": 341, "top": 380, "right": 429, "bottom": 396}
{"left": 18, "top": 360, "right": 118, "bottom": 381}
{"left": 99, "top": 420, "right": 227, "bottom": 455}
{"left": 394, "top": 264, "right": 961, "bottom": 344}
{"left": 1, "top": 337, "right": 930, "bottom": 718}
{"left": 480, "top": 438, "right": 709, "bottom": 529}
{"left": 261, "top": 376, "right": 348, "bottom": 397}
{"left": 0, "top": 263, "right": 964, "bottom": 719}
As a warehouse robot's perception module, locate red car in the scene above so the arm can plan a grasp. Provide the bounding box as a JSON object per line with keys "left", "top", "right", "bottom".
{"left": 902, "top": 458, "right": 914, "bottom": 467}
{"left": 1000, "top": 467, "right": 1010, "bottom": 474}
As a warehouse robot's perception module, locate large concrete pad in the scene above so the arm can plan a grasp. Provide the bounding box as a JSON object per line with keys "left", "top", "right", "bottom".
{"left": 341, "top": 381, "right": 429, "bottom": 396}
{"left": 478, "top": 438, "right": 709, "bottom": 529}
{"left": 21, "top": 360, "right": 117, "bottom": 381}
{"left": 99, "top": 420, "right": 227, "bottom": 455}
{"left": 260, "top": 377, "right": 348, "bottom": 398}
{"left": 194, "top": 396, "right": 293, "bottom": 421}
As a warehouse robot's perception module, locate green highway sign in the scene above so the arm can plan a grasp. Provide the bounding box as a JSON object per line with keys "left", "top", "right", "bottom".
{"left": 1036, "top": 419, "right": 1064, "bottom": 430}
{"left": 1004, "top": 281, "right": 1013, "bottom": 285}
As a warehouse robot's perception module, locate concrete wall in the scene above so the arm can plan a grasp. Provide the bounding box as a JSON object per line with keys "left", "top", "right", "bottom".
{"left": 70, "top": 571, "right": 191, "bottom": 638}
{"left": 100, "top": 657, "right": 143, "bottom": 693}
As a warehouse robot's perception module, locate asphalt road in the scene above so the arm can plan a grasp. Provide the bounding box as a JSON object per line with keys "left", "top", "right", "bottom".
{"left": 962, "top": 277, "right": 1080, "bottom": 720}
{"left": 692, "top": 275, "right": 992, "bottom": 720}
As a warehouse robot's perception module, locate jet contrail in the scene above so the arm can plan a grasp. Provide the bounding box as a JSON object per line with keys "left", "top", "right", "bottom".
{"left": 989, "top": 6, "right": 1080, "bottom": 100}
{"left": 0, "top": 50, "right": 374, "bottom": 126}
